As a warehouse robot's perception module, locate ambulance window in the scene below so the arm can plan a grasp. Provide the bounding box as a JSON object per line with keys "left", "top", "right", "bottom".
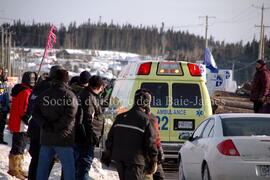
{"left": 117, "top": 80, "right": 133, "bottom": 107}
{"left": 141, "top": 83, "right": 168, "bottom": 108}
{"left": 172, "top": 83, "right": 202, "bottom": 108}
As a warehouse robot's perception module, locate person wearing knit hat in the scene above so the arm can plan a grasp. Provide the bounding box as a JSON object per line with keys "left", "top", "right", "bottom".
{"left": 79, "top": 71, "right": 91, "bottom": 85}
{"left": 27, "top": 65, "right": 66, "bottom": 180}
{"left": 74, "top": 75, "right": 104, "bottom": 180}
{"left": 33, "top": 69, "right": 78, "bottom": 180}
{"left": 70, "top": 71, "right": 91, "bottom": 94}
{"left": 256, "top": 59, "right": 266, "bottom": 66}
{"left": 251, "top": 59, "right": 270, "bottom": 113}
{"left": 48, "top": 65, "right": 65, "bottom": 80}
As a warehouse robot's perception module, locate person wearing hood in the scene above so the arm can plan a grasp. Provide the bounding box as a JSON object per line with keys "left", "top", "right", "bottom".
{"left": 33, "top": 69, "right": 78, "bottom": 180}
{"left": 250, "top": 59, "right": 270, "bottom": 113}
{"left": 70, "top": 71, "right": 91, "bottom": 94}
{"left": 7, "top": 71, "right": 37, "bottom": 180}
{"left": 103, "top": 89, "right": 158, "bottom": 180}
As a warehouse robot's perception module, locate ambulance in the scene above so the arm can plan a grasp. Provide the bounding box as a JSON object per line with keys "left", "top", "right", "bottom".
{"left": 108, "top": 60, "right": 212, "bottom": 158}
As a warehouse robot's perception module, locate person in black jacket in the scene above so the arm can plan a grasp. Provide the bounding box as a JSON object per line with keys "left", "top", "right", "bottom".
{"left": 103, "top": 89, "right": 158, "bottom": 180}
{"left": 74, "top": 75, "right": 105, "bottom": 180}
{"left": 27, "top": 65, "right": 65, "bottom": 180}
{"left": 33, "top": 69, "right": 78, "bottom": 180}
{"left": 70, "top": 71, "right": 91, "bottom": 94}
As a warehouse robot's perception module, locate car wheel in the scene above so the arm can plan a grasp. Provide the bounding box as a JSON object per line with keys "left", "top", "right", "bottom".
{"left": 202, "top": 163, "right": 211, "bottom": 180}
{"left": 178, "top": 159, "right": 185, "bottom": 180}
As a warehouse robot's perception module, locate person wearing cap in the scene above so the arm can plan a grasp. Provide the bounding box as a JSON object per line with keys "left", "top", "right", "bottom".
{"left": 250, "top": 59, "right": 270, "bottom": 113}
{"left": 70, "top": 71, "right": 91, "bottom": 94}
{"left": 103, "top": 88, "right": 158, "bottom": 180}
{"left": 33, "top": 69, "right": 78, "bottom": 180}
{"left": 259, "top": 93, "right": 270, "bottom": 113}
{"left": 8, "top": 71, "right": 37, "bottom": 180}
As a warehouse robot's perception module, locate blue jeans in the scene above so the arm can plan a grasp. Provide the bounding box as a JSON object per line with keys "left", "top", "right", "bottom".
{"left": 74, "top": 145, "right": 95, "bottom": 180}
{"left": 37, "top": 145, "right": 75, "bottom": 180}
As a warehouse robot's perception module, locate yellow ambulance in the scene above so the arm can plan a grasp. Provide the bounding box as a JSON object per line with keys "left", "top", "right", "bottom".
{"left": 108, "top": 60, "right": 212, "bottom": 158}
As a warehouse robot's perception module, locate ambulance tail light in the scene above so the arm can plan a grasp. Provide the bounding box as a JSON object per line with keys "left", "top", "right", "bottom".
{"left": 137, "top": 62, "right": 152, "bottom": 75}
{"left": 188, "top": 63, "right": 201, "bottom": 76}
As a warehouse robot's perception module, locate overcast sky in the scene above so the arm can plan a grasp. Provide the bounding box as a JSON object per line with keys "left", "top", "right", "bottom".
{"left": 1, "top": 0, "right": 270, "bottom": 44}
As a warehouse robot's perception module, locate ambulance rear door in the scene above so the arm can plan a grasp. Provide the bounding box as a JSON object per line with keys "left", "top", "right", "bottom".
{"left": 140, "top": 81, "right": 170, "bottom": 142}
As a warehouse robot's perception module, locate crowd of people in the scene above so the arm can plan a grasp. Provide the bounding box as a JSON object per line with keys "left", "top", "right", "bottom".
{"left": 1, "top": 64, "right": 164, "bottom": 180}
{"left": 2, "top": 58, "right": 269, "bottom": 180}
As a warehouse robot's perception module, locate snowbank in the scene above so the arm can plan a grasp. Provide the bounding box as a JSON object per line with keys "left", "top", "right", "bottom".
{"left": 0, "top": 128, "right": 118, "bottom": 180}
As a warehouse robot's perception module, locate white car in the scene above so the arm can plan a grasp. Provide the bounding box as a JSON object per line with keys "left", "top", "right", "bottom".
{"left": 178, "top": 113, "right": 270, "bottom": 180}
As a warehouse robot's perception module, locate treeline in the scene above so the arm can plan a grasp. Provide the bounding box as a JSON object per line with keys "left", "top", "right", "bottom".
{"left": 1, "top": 20, "right": 270, "bottom": 84}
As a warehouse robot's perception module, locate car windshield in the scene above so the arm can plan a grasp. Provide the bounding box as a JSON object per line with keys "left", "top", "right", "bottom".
{"left": 222, "top": 117, "right": 270, "bottom": 136}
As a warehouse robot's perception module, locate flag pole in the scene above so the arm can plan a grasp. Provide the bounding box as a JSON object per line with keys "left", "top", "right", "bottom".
{"left": 37, "top": 46, "right": 48, "bottom": 78}
{"left": 37, "top": 24, "right": 57, "bottom": 78}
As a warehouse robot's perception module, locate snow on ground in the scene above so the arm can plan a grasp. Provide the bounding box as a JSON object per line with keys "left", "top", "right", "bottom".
{"left": 0, "top": 127, "right": 119, "bottom": 180}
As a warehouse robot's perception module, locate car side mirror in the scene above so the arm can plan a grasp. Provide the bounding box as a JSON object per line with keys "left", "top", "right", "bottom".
{"left": 188, "top": 136, "right": 194, "bottom": 141}
{"left": 179, "top": 132, "right": 192, "bottom": 141}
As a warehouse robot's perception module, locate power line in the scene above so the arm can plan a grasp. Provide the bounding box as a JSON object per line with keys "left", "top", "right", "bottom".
{"left": 234, "top": 61, "right": 256, "bottom": 72}
{"left": 214, "top": 12, "right": 259, "bottom": 24}
{"left": 252, "top": 3, "right": 270, "bottom": 59}
{"left": 224, "top": 6, "right": 253, "bottom": 21}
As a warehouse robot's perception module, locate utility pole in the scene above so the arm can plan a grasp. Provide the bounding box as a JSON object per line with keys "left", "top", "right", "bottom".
{"left": 255, "top": 25, "right": 270, "bottom": 59}
{"left": 5, "top": 30, "right": 8, "bottom": 69}
{"left": 8, "top": 31, "right": 12, "bottom": 76}
{"left": 1, "top": 26, "right": 4, "bottom": 66}
{"left": 252, "top": 4, "right": 270, "bottom": 59}
{"left": 199, "top": 15, "right": 216, "bottom": 48}
{"left": 231, "top": 59, "right": 237, "bottom": 80}
{"left": 99, "top": 16, "right": 102, "bottom": 24}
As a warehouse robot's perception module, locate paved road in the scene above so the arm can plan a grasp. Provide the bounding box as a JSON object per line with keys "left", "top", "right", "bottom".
{"left": 163, "top": 160, "right": 178, "bottom": 180}
{"left": 96, "top": 148, "right": 179, "bottom": 179}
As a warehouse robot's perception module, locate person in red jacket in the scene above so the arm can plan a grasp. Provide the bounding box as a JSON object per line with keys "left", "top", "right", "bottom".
{"left": 8, "top": 71, "right": 37, "bottom": 180}
{"left": 251, "top": 59, "right": 270, "bottom": 113}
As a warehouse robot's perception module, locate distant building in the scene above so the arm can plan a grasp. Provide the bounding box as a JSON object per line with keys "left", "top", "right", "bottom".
{"left": 56, "top": 49, "right": 92, "bottom": 61}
